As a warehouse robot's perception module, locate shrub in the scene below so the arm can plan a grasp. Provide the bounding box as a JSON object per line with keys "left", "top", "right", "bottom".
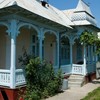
{"left": 19, "top": 51, "right": 62, "bottom": 100}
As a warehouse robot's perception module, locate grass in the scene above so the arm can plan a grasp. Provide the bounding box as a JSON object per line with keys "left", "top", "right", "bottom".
{"left": 81, "top": 87, "right": 100, "bottom": 100}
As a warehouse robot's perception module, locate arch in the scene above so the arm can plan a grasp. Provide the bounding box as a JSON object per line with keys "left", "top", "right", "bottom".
{"left": 73, "top": 35, "right": 79, "bottom": 43}
{"left": 0, "top": 22, "right": 9, "bottom": 29}
{"left": 43, "top": 29, "right": 57, "bottom": 38}
{"left": 60, "top": 35, "right": 70, "bottom": 65}
{"left": 17, "top": 23, "right": 40, "bottom": 34}
{"left": 0, "top": 22, "right": 9, "bottom": 35}
{"left": 61, "top": 34, "right": 70, "bottom": 42}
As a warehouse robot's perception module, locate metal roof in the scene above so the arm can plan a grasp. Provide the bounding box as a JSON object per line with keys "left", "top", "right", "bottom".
{"left": 75, "top": 0, "right": 94, "bottom": 17}
{"left": 0, "top": 0, "right": 73, "bottom": 28}
{"left": 63, "top": 0, "right": 97, "bottom": 26}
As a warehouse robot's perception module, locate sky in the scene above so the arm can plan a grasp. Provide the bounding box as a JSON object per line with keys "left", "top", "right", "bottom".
{"left": 49, "top": 0, "right": 100, "bottom": 28}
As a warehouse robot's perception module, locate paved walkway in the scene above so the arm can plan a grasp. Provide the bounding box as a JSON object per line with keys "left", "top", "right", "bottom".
{"left": 46, "top": 79, "right": 100, "bottom": 100}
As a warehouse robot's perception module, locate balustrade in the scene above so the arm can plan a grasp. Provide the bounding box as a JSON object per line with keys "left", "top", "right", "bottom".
{"left": 0, "top": 70, "right": 10, "bottom": 86}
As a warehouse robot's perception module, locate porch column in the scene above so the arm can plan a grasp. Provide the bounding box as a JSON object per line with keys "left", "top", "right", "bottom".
{"left": 95, "top": 46, "right": 98, "bottom": 62}
{"left": 91, "top": 46, "right": 94, "bottom": 72}
{"left": 10, "top": 20, "right": 17, "bottom": 89}
{"left": 88, "top": 46, "right": 90, "bottom": 63}
{"left": 83, "top": 44, "right": 86, "bottom": 75}
{"left": 91, "top": 46, "right": 93, "bottom": 63}
{"left": 57, "top": 33, "right": 60, "bottom": 68}
{"left": 70, "top": 41, "right": 73, "bottom": 67}
{"left": 38, "top": 28, "right": 43, "bottom": 60}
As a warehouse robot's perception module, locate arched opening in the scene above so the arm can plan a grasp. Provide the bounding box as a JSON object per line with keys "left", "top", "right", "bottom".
{"left": 73, "top": 39, "right": 83, "bottom": 64}
{"left": 44, "top": 32, "right": 57, "bottom": 65}
{"left": 61, "top": 36, "right": 70, "bottom": 65}
{"left": 16, "top": 26, "right": 38, "bottom": 68}
{"left": 0, "top": 25, "right": 9, "bottom": 69}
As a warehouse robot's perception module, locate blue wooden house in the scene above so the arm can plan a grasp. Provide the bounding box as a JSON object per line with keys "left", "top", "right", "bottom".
{"left": 0, "top": 0, "right": 99, "bottom": 99}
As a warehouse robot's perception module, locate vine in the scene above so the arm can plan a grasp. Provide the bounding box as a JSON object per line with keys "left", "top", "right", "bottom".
{"left": 80, "top": 30, "right": 100, "bottom": 54}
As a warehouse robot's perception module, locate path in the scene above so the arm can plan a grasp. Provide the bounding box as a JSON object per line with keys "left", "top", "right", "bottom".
{"left": 46, "top": 79, "right": 100, "bottom": 100}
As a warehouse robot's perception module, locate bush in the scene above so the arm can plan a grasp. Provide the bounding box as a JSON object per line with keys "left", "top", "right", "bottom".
{"left": 19, "top": 51, "right": 62, "bottom": 100}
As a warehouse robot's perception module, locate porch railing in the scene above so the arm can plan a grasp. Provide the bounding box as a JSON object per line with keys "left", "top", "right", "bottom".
{"left": 15, "top": 69, "right": 26, "bottom": 86}
{"left": 0, "top": 70, "right": 10, "bottom": 86}
{"left": 0, "top": 69, "right": 26, "bottom": 88}
{"left": 72, "top": 64, "right": 84, "bottom": 75}
{"left": 61, "top": 65, "right": 72, "bottom": 74}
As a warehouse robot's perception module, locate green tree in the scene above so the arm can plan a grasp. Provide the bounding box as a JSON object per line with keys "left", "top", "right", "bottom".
{"left": 80, "top": 30, "right": 100, "bottom": 54}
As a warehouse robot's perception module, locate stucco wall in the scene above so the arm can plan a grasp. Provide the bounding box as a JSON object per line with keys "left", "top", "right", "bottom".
{"left": 16, "top": 28, "right": 31, "bottom": 68}
{"left": 44, "top": 33, "right": 56, "bottom": 64}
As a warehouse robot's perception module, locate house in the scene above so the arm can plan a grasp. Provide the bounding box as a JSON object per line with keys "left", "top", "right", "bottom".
{"left": 0, "top": 0, "right": 100, "bottom": 99}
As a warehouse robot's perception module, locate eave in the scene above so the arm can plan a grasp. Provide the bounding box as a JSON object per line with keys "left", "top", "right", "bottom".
{"left": 0, "top": 5, "right": 72, "bottom": 31}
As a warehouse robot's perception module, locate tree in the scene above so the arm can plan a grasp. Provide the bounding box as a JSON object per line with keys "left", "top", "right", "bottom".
{"left": 80, "top": 30, "right": 100, "bottom": 54}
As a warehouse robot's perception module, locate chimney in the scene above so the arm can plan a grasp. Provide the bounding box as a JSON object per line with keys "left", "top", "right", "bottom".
{"left": 41, "top": 0, "right": 49, "bottom": 7}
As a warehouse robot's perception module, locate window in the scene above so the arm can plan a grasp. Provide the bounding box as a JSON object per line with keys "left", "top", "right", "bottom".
{"left": 61, "top": 39, "right": 70, "bottom": 65}
{"left": 77, "top": 43, "right": 82, "bottom": 61}
{"left": 31, "top": 35, "right": 39, "bottom": 56}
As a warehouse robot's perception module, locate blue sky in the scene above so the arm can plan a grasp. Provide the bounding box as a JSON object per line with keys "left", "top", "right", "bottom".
{"left": 49, "top": 0, "right": 100, "bottom": 27}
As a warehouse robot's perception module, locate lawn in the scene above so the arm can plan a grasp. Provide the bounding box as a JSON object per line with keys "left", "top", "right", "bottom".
{"left": 81, "top": 87, "right": 100, "bottom": 100}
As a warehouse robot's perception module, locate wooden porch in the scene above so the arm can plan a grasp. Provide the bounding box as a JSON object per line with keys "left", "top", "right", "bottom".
{"left": 0, "top": 63, "right": 96, "bottom": 87}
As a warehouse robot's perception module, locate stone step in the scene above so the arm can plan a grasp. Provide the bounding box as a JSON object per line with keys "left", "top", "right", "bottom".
{"left": 68, "top": 84, "right": 82, "bottom": 88}
{"left": 68, "top": 75, "right": 85, "bottom": 88}
{"left": 68, "top": 78, "right": 84, "bottom": 82}
{"left": 68, "top": 82, "right": 83, "bottom": 88}
{"left": 68, "top": 81, "right": 82, "bottom": 84}
{"left": 69, "top": 75, "right": 84, "bottom": 78}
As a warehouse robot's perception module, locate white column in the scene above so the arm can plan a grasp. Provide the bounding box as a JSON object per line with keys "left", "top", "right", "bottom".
{"left": 83, "top": 44, "right": 86, "bottom": 75}
{"left": 10, "top": 20, "right": 17, "bottom": 89}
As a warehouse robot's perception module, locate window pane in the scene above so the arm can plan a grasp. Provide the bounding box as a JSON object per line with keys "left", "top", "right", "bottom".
{"left": 32, "top": 35, "right": 35, "bottom": 43}
{"left": 32, "top": 46, "right": 35, "bottom": 55}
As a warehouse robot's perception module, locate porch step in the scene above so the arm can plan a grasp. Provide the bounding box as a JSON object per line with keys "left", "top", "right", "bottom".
{"left": 68, "top": 75, "right": 85, "bottom": 88}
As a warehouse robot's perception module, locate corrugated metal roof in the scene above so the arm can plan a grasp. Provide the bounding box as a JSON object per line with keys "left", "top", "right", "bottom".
{"left": 0, "top": 0, "right": 73, "bottom": 28}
